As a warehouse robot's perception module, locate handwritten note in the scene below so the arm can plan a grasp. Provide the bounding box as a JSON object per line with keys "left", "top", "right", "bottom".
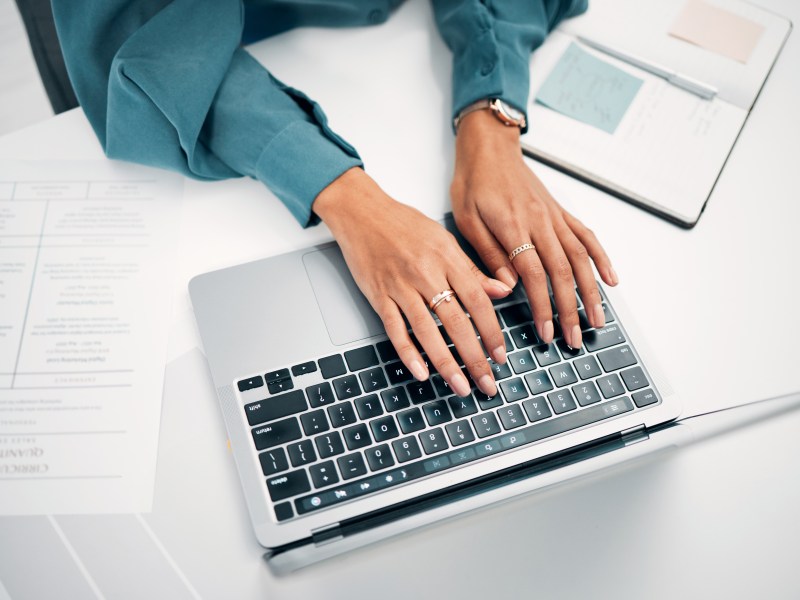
{"left": 535, "top": 43, "right": 643, "bottom": 134}
{"left": 669, "top": 0, "right": 764, "bottom": 64}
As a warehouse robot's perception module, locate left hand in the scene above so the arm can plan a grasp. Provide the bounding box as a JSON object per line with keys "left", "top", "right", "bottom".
{"left": 450, "top": 110, "right": 619, "bottom": 349}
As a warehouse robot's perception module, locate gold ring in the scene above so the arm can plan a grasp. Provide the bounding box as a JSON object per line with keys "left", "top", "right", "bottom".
{"left": 508, "top": 243, "right": 535, "bottom": 261}
{"left": 429, "top": 289, "right": 456, "bottom": 311}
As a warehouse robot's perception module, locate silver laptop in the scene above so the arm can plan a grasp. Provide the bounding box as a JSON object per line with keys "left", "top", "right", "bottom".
{"left": 189, "top": 214, "right": 681, "bottom": 572}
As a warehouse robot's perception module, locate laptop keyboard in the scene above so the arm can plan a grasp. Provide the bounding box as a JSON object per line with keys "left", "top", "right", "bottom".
{"left": 235, "top": 286, "right": 661, "bottom": 523}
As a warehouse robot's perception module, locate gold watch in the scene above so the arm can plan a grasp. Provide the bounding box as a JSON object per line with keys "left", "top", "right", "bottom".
{"left": 454, "top": 98, "right": 527, "bottom": 131}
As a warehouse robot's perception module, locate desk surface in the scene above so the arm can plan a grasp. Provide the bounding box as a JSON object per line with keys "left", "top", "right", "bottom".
{"left": 1, "top": 1, "right": 799, "bottom": 598}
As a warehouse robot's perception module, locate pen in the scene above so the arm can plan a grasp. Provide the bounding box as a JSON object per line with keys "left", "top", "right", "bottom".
{"left": 576, "top": 36, "right": 718, "bottom": 100}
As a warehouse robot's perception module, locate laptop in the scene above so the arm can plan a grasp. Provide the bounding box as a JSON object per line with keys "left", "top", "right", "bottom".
{"left": 189, "top": 214, "right": 682, "bottom": 572}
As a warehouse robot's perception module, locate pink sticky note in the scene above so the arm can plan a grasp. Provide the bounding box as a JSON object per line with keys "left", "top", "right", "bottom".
{"left": 669, "top": 0, "right": 765, "bottom": 63}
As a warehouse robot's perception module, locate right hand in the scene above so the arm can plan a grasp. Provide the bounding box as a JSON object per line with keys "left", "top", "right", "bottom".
{"left": 312, "top": 167, "right": 512, "bottom": 398}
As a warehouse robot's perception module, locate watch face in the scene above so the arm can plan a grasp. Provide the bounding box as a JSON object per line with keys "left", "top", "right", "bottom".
{"left": 492, "top": 99, "right": 525, "bottom": 126}
{"left": 501, "top": 102, "right": 524, "bottom": 121}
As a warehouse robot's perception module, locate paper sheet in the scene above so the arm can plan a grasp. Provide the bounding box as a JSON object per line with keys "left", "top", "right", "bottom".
{"left": 0, "top": 160, "right": 181, "bottom": 515}
{"left": 535, "top": 42, "right": 643, "bottom": 134}
{"left": 669, "top": 0, "right": 765, "bottom": 63}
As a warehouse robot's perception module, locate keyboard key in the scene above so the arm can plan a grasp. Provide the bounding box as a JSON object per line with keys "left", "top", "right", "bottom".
{"left": 445, "top": 420, "right": 475, "bottom": 446}
{"left": 370, "top": 415, "right": 400, "bottom": 442}
{"left": 508, "top": 350, "right": 537, "bottom": 374}
{"left": 572, "top": 381, "right": 602, "bottom": 406}
{"left": 510, "top": 324, "right": 538, "bottom": 349}
{"left": 392, "top": 436, "right": 422, "bottom": 463}
{"left": 365, "top": 444, "right": 396, "bottom": 471}
{"left": 548, "top": 390, "right": 577, "bottom": 414}
{"left": 448, "top": 395, "right": 478, "bottom": 418}
{"left": 327, "top": 402, "right": 357, "bottom": 427}
{"left": 489, "top": 360, "right": 513, "bottom": 381}
{"left": 333, "top": 374, "right": 361, "bottom": 400}
{"left": 602, "top": 303, "right": 614, "bottom": 323}
{"left": 556, "top": 339, "right": 584, "bottom": 358}
{"left": 471, "top": 412, "right": 501, "bottom": 438}
{"left": 407, "top": 380, "right": 436, "bottom": 404}
{"left": 343, "top": 423, "right": 372, "bottom": 450}
{"left": 525, "top": 371, "right": 554, "bottom": 395}
{"left": 549, "top": 363, "right": 578, "bottom": 387}
{"left": 431, "top": 374, "right": 453, "bottom": 397}
{"left": 252, "top": 417, "right": 302, "bottom": 451}
{"left": 573, "top": 355, "right": 602, "bottom": 380}
{"left": 381, "top": 387, "right": 411, "bottom": 412}
{"left": 267, "top": 378, "right": 294, "bottom": 394}
{"left": 376, "top": 340, "right": 399, "bottom": 362}
{"left": 500, "top": 303, "right": 533, "bottom": 327}
{"left": 597, "top": 374, "right": 625, "bottom": 398}
{"left": 473, "top": 390, "right": 503, "bottom": 410}
{"left": 287, "top": 440, "right": 317, "bottom": 467}
{"left": 397, "top": 407, "right": 426, "bottom": 433}
{"left": 584, "top": 324, "right": 626, "bottom": 352}
{"left": 503, "top": 332, "right": 513, "bottom": 353}
{"left": 419, "top": 427, "right": 449, "bottom": 454}
{"left": 621, "top": 366, "right": 648, "bottom": 391}
{"left": 306, "top": 382, "right": 335, "bottom": 408}
{"left": 309, "top": 461, "right": 339, "bottom": 488}
{"left": 291, "top": 361, "right": 317, "bottom": 377}
{"left": 266, "top": 469, "right": 310, "bottom": 502}
{"left": 522, "top": 397, "right": 552, "bottom": 422}
{"left": 244, "top": 390, "right": 307, "bottom": 426}
{"left": 423, "top": 400, "right": 452, "bottom": 426}
{"left": 499, "top": 377, "right": 529, "bottom": 402}
{"left": 359, "top": 367, "right": 388, "bottom": 393}
{"left": 259, "top": 448, "right": 289, "bottom": 476}
{"left": 315, "top": 431, "right": 345, "bottom": 458}
{"left": 385, "top": 361, "right": 414, "bottom": 385}
{"left": 265, "top": 368, "right": 290, "bottom": 383}
{"left": 337, "top": 453, "right": 368, "bottom": 480}
{"left": 319, "top": 354, "right": 347, "bottom": 379}
{"left": 632, "top": 388, "right": 659, "bottom": 408}
{"left": 355, "top": 394, "right": 384, "bottom": 420}
{"left": 274, "top": 502, "right": 294, "bottom": 522}
{"left": 344, "top": 346, "right": 379, "bottom": 371}
{"left": 497, "top": 404, "right": 526, "bottom": 429}
{"left": 598, "top": 345, "right": 637, "bottom": 372}
{"left": 237, "top": 376, "right": 263, "bottom": 392}
{"left": 532, "top": 343, "right": 560, "bottom": 367}
{"left": 300, "top": 409, "right": 330, "bottom": 436}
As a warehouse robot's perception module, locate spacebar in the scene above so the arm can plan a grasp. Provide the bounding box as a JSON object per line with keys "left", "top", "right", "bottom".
{"left": 294, "top": 396, "right": 633, "bottom": 515}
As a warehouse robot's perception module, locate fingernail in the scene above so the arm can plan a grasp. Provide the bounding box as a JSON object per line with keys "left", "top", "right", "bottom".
{"left": 496, "top": 266, "right": 517, "bottom": 289}
{"left": 452, "top": 372, "right": 471, "bottom": 397}
{"left": 489, "top": 278, "right": 513, "bottom": 294}
{"left": 608, "top": 267, "right": 619, "bottom": 286}
{"left": 571, "top": 324, "right": 582, "bottom": 348}
{"left": 410, "top": 360, "right": 428, "bottom": 381}
{"left": 478, "top": 374, "right": 497, "bottom": 397}
{"left": 592, "top": 303, "right": 605, "bottom": 328}
{"left": 542, "top": 320, "right": 554, "bottom": 343}
{"left": 491, "top": 345, "right": 507, "bottom": 364}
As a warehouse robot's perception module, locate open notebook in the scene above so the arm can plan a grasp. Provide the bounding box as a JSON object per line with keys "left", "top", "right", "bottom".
{"left": 522, "top": 0, "right": 791, "bottom": 228}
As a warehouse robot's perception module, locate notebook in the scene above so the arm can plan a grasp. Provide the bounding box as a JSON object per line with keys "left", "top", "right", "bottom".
{"left": 521, "top": 0, "right": 791, "bottom": 227}
{"left": 189, "top": 214, "right": 682, "bottom": 572}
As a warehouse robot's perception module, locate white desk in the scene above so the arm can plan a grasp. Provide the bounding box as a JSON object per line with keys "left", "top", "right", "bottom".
{"left": 1, "top": 1, "right": 799, "bottom": 598}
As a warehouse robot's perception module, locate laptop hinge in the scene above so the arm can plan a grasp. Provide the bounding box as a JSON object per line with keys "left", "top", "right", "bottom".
{"left": 620, "top": 424, "right": 648, "bottom": 446}
{"left": 311, "top": 523, "right": 343, "bottom": 546}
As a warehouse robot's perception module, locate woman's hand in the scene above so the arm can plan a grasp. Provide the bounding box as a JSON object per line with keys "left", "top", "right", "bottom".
{"left": 313, "top": 167, "right": 512, "bottom": 398}
{"left": 451, "top": 110, "right": 619, "bottom": 349}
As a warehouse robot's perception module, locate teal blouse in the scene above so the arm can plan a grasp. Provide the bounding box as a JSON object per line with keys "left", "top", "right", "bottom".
{"left": 51, "top": 0, "right": 586, "bottom": 226}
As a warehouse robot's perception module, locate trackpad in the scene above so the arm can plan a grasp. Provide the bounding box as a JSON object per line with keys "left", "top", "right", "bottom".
{"left": 302, "top": 246, "right": 384, "bottom": 346}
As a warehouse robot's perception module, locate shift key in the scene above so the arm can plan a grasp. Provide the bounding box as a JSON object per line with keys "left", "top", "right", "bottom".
{"left": 252, "top": 417, "right": 302, "bottom": 450}
{"left": 584, "top": 324, "right": 626, "bottom": 352}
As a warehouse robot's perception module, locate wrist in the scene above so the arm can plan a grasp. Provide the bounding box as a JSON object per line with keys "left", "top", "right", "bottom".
{"left": 455, "top": 110, "right": 522, "bottom": 165}
{"left": 312, "top": 167, "right": 390, "bottom": 231}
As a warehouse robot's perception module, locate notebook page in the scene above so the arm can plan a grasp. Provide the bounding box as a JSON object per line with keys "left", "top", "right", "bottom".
{"left": 523, "top": 33, "right": 746, "bottom": 223}
{"left": 558, "top": 0, "right": 790, "bottom": 110}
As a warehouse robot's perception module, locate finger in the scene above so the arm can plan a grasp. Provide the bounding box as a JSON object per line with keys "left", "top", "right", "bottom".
{"left": 454, "top": 260, "right": 507, "bottom": 364}
{"left": 399, "top": 292, "right": 471, "bottom": 397}
{"left": 563, "top": 211, "right": 619, "bottom": 287}
{"left": 455, "top": 214, "right": 518, "bottom": 290}
{"left": 554, "top": 219, "right": 605, "bottom": 330}
{"left": 460, "top": 253, "right": 513, "bottom": 300}
{"left": 432, "top": 288, "right": 496, "bottom": 397}
{"left": 377, "top": 299, "right": 428, "bottom": 381}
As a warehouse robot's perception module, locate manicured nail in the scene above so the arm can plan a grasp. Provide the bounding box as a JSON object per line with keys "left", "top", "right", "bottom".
{"left": 478, "top": 374, "right": 497, "bottom": 397}
{"left": 496, "top": 266, "right": 517, "bottom": 289}
{"left": 452, "top": 372, "right": 471, "bottom": 397}
{"left": 608, "top": 267, "right": 619, "bottom": 286}
{"left": 410, "top": 360, "right": 428, "bottom": 381}
{"left": 491, "top": 345, "right": 507, "bottom": 364}
{"left": 542, "top": 320, "right": 554, "bottom": 343}
{"left": 571, "top": 324, "right": 582, "bottom": 348}
{"left": 488, "top": 278, "right": 513, "bottom": 294}
{"left": 592, "top": 303, "right": 605, "bottom": 328}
